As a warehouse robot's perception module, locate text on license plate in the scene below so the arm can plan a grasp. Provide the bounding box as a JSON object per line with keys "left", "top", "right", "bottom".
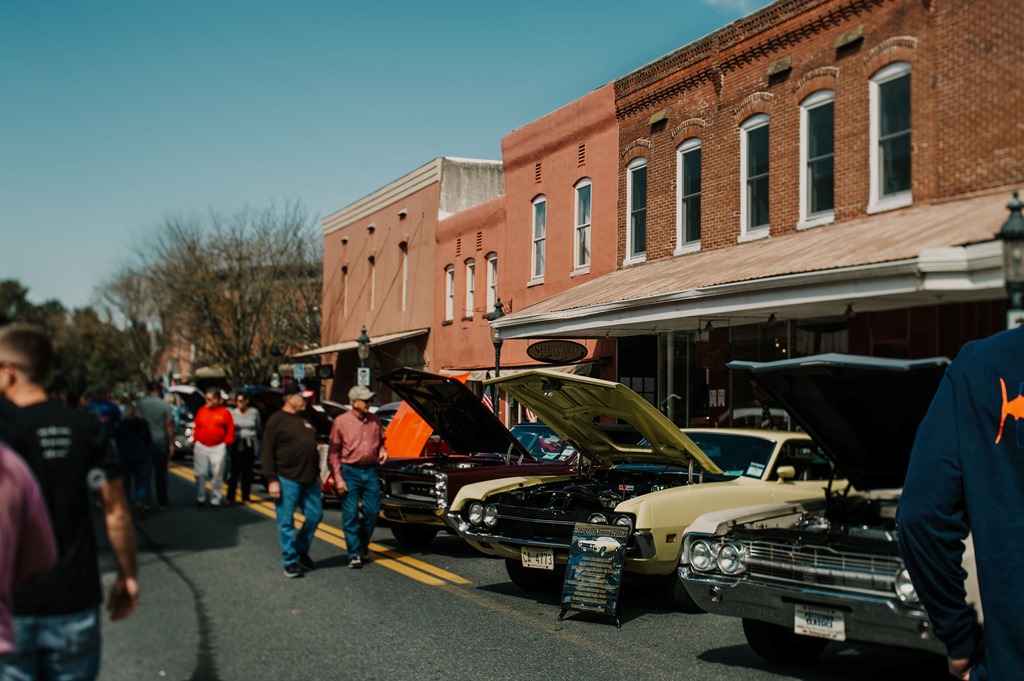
{"left": 521, "top": 547, "right": 554, "bottom": 570}
{"left": 794, "top": 604, "right": 846, "bottom": 641}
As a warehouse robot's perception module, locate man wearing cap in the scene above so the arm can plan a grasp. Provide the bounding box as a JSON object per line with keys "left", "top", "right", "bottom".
{"left": 328, "top": 385, "right": 388, "bottom": 569}
{"left": 261, "top": 383, "right": 323, "bottom": 578}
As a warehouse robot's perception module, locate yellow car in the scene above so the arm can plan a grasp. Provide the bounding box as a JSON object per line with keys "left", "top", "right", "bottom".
{"left": 443, "top": 370, "right": 848, "bottom": 609}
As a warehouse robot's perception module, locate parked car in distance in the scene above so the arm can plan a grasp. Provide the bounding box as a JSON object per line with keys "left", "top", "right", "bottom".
{"left": 167, "top": 385, "right": 204, "bottom": 460}
{"left": 376, "top": 367, "right": 578, "bottom": 547}
{"left": 444, "top": 370, "right": 844, "bottom": 606}
{"left": 677, "top": 354, "right": 974, "bottom": 663}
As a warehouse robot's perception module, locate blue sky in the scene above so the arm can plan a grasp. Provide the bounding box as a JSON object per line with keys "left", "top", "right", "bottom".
{"left": 1, "top": 0, "right": 764, "bottom": 310}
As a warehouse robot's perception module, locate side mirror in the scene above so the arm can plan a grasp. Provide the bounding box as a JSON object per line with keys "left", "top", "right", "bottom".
{"left": 776, "top": 465, "right": 796, "bottom": 482}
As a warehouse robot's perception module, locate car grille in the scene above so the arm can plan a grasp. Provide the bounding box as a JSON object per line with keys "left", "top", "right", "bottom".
{"left": 492, "top": 504, "right": 602, "bottom": 545}
{"left": 744, "top": 541, "right": 901, "bottom": 598}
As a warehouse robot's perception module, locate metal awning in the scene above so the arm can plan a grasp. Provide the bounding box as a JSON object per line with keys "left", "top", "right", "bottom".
{"left": 289, "top": 328, "right": 429, "bottom": 359}
{"left": 490, "top": 188, "right": 1013, "bottom": 339}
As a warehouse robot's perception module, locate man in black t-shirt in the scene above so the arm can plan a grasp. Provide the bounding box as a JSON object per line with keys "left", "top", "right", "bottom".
{"left": 0, "top": 324, "right": 137, "bottom": 681}
{"left": 261, "top": 382, "right": 323, "bottom": 578}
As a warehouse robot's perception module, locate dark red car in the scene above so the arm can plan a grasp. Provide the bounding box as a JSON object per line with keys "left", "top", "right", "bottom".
{"left": 378, "top": 368, "right": 576, "bottom": 547}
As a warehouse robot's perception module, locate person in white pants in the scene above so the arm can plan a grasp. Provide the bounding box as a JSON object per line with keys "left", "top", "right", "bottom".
{"left": 191, "top": 388, "right": 234, "bottom": 507}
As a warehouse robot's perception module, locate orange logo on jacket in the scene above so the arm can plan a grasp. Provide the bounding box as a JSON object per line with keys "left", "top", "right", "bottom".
{"left": 996, "top": 378, "right": 1024, "bottom": 444}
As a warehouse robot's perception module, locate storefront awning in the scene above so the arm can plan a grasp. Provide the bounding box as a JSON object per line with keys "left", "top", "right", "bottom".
{"left": 491, "top": 188, "right": 1012, "bottom": 339}
{"left": 440, "top": 361, "right": 595, "bottom": 383}
{"left": 289, "top": 328, "right": 429, "bottom": 359}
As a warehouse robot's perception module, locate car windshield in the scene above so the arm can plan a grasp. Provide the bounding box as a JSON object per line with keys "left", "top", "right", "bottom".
{"left": 509, "top": 424, "right": 568, "bottom": 461}
{"left": 685, "top": 432, "right": 778, "bottom": 479}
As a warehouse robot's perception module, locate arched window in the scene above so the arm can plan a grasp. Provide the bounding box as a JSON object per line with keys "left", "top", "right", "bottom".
{"left": 869, "top": 62, "right": 912, "bottom": 213}
{"left": 675, "top": 139, "right": 702, "bottom": 252}
{"left": 626, "top": 158, "right": 647, "bottom": 263}
{"left": 799, "top": 90, "right": 835, "bottom": 228}
{"left": 574, "top": 178, "right": 592, "bottom": 271}
{"left": 740, "top": 114, "right": 770, "bottom": 240}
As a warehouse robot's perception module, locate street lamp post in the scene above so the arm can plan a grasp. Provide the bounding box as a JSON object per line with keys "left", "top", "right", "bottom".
{"left": 356, "top": 326, "right": 370, "bottom": 387}
{"left": 998, "top": 191, "right": 1024, "bottom": 330}
{"left": 489, "top": 299, "right": 505, "bottom": 418}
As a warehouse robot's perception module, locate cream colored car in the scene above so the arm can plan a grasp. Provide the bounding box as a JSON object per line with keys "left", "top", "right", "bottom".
{"left": 443, "top": 370, "right": 848, "bottom": 609}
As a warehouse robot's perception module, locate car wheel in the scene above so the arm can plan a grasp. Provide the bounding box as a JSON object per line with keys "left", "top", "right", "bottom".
{"left": 742, "top": 618, "right": 829, "bottom": 663}
{"left": 664, "top": 573, "right": 704, "bottom": 613}
{"left": 390, "top": 524, "right": 440, "bottom": 547}
{"left": 504, "top": 559, "right": 562, "bottom": 592}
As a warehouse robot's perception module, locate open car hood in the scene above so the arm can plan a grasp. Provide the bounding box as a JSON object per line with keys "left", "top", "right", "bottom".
{"left": 381, "top": 368, "right": 532, "bottom": 459}
{"left": 487, "top": 370, "right": 721, "bottom": 473}
{"left": 728, "top": 353, "right": 949, "bottom": 490}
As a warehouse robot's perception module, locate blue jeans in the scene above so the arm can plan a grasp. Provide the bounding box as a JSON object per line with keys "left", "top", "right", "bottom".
{"left": 0, "top": 608, "right": 101, "bottom": 681}
{"left": 341, "top": 464, "right": 381, "bottom": 559}
{"left": 273, "top": 475, "right": 323, "bottom": 567}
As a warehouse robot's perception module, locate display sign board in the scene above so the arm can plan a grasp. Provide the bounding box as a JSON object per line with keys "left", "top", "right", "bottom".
{"left": 357, "top": 367, "right": 371, "bottom": 387}
{"left": 293, "top": 363, "right": 305, "bottom": 381}
{"left": 559, "top": 522, "right": 628, "bottom": 627}
{"left": 527, "top": 339, "right": 588, "bottom": 364}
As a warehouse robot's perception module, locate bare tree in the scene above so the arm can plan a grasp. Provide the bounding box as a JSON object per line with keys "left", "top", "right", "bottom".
{"left": 98, "top": 266, "right": 177, "bottom": 383}
{"left": 115, "top": 198, "right": 322, "bottom": 387}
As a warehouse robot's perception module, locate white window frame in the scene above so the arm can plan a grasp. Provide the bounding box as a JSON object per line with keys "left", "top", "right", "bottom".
{"left": 464, "top": 258, "right": 475, "bottom": 318}
{"left": 444, "top": 265, "right": 454, "bottom": 322}
{"left": 530, "top": 195, "right": 546, "bottom": 283}
{"left": 739, "top": 114, "right": 770, "bottom": 242}
{"left": 573, "top": 178, "right": 592, "bottom": 274}
{"left": 486, "top": 252, "right": 498, "bottom": 312}
{"left": 868, "top": 62, "right": 913, "bottom": 214}
{"left": 625, "top": 158, "right": 647, "bottom": 265}
{"left": 674, "top": 138, "right": 702, "bottom": 255}
{"left": 798, "top": 90, "right": 836, "bottom": 230}
{"left": 400, "top": 243, "right": 409, "bottom": 311}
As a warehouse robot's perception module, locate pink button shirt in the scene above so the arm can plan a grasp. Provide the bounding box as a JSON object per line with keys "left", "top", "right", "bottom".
{"left": 327, "top": 410, "right": 387, "bottom": 482}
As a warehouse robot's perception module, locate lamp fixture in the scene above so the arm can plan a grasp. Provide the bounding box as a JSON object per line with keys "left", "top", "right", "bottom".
{"left": 703, "top": 321, "right": 714, "bottom": 333}
{"left": 767, "top": 313, "right": 777, "bottom": 325}
{"left": 844, "top": 304, "right": 855, "bottom": 319}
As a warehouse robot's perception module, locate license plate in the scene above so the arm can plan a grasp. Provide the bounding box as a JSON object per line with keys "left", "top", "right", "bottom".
{"left": 794, "top": 604, "right": 846, "bottom": 641}
{"left": 521, "top": 547, "right": 554, "bottom": 570}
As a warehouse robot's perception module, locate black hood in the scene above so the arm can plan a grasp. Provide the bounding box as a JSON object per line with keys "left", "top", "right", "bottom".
{"left": 381, "top": 367, "right": 532, "bottom": 459}
{"left": 728, "top": 353, "right": 949, "bottom": 490}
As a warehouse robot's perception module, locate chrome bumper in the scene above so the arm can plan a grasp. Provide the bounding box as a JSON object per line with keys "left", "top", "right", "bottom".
{"left": 443, "top": 512, "right": 657, "bottom": 557}
{"left": 679, "top": 567, "right": 942, "bottom": 655}
{"left": 380, "top": 495, "right": 444, "bottom": 526}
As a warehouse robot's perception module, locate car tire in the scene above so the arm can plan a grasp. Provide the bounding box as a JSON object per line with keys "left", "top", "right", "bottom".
{"left": 741, "top": 618, "right": 829, "bottom": 663}
{"left": 665, "top": 573, "right": 704, "bottom": 613}
{"left": 390, "top": 524, "right": 440, "bottom": 547}
{"left": 504, "top": 559, "right": 562, "bottom": 592}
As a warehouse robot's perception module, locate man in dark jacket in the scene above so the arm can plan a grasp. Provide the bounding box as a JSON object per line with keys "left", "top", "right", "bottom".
{"left": 261, "top": 382, "right": 323, "bottom": 578}
{"left": 898, "top": 325, "right": 1024, "bottom": 681}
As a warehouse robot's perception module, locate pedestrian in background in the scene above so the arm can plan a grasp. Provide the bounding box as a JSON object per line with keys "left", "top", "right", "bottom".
{"left": 86, "top": 387, "right": 121, "bottom": 444}
{"left": 0, "top": 440, "right": 57, "bottom": 659}
{"left": 137, "top": 381, "right": 174, "bottom": 510}
{"left": 192, "top": 387, "right": 234, "bottom": 508}
{"left": 0, "top": 323, "right": 138, "bottom": 681}
{"left": 261, "top": 383, "right": 322, "bottom": 578}
{"left": 328, "top": 385, "right": 387, "bottom": 569}
{"left": 116, "top": 403, "right": 153, "bottom": 518}
{"left": 226, "top": 392, "right": 260, "bottom": 505}
{"left": 897, "top": 325, "right": 1024, "bottom": 681}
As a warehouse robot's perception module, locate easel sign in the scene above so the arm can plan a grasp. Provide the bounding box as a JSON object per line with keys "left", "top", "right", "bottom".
{"left": 559, "top": 522, "right": 629, "bottom": 627}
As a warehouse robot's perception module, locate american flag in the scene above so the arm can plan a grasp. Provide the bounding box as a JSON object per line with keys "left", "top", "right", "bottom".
{"left": 524, "top": 407, "right": 536, "bottom": 422}
{"left": 481, "top": 385, "right": 494, "bottom": 411}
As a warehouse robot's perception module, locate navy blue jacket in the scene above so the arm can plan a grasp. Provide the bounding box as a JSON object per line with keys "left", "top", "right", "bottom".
{"left": 898, "top": 326, "right": 1024, "bottom": 680}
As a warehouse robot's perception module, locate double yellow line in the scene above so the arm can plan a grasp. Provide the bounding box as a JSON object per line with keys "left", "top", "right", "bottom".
{"left": 169, "top": 462, "right": 469, "bottom": 587}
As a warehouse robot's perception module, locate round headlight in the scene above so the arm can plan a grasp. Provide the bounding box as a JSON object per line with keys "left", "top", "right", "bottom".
{"left": 613, "top": 515, "right": 633, "bottom": 531}
{"left": 895, "top": 568, "right": 919, "bottom": 603}
{"left": 588, "top": 513, "right": 608, "bottom": 524}
{"left": 483, "top": 504, "right": 499, "bottom": 527}
{"left": 717, "top": 542, "right": 746, "bottom": 575}
{"left": 690, "top": 540, "right": 714, "bottom": 571}
{"left": 468, "top": 501, "right": 484, "bottom": 525}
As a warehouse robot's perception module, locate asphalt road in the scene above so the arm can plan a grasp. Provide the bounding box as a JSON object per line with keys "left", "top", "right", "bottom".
{"left": 94, "top": 464, "right": 951, "bottom": 681}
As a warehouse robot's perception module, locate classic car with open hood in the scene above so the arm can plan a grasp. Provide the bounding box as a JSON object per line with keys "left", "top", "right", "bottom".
{"left": 443, "top": 370, "right": 844, "bottom": 606}
{"left": 376, "top": 368, "right": 574, "bottom": 547}
{"left": 677, "top": 353, "right": 980, "bottom": 663}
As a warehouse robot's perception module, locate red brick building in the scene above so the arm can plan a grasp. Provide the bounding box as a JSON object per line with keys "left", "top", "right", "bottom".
{"left": 492, "top": 0, "right": 1023, "bottom": 426}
